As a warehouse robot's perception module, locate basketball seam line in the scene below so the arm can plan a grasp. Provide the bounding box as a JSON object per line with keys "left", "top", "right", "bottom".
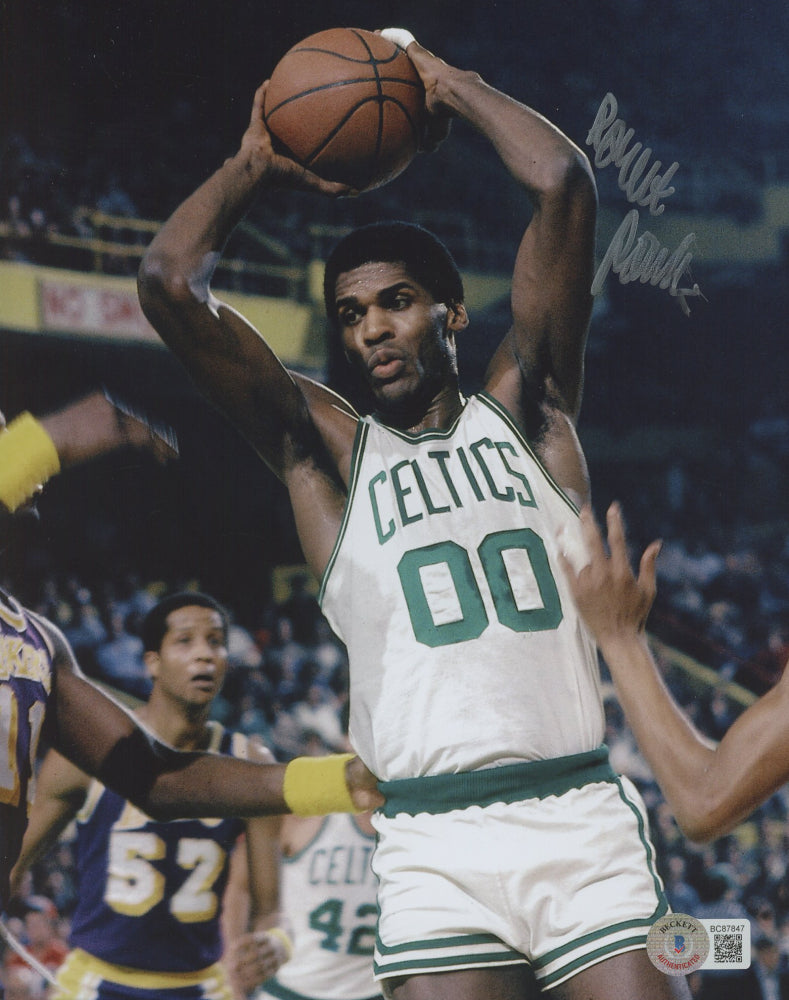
{"left": 355, "top": 30, "right": 385, "bottom": 172}
{"left": 300, "top": 96, "right": 421, "bottom": 171}
{"left": 265, "top": 78, "right": 422, "bottom": 118}
{"left": 285, "top": 47, "right": 402, "bottom": 68}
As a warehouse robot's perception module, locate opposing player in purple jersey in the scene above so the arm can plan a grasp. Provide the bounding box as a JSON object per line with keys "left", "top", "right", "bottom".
{"left": 0, "top": 395, "right": 380, "bottom": 912}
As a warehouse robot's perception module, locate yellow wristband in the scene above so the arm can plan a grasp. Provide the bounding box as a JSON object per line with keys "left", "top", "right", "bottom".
{"left": 266, "top": 927, "right": 293, "bottom": 962}
{"left": 0, "top": 413, "right": 60, "bottom": 512}
{"left": 283, "top": 753, "right": 357, "bottom": 815}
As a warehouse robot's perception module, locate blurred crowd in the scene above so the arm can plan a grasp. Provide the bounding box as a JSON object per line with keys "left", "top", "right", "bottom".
{"left": 5, "top": 1, "right": 789, "bottom": 276}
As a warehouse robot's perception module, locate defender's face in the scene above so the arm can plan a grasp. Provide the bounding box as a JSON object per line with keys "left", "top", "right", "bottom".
{"left": 147, "top": 605, "right": 229, "bottom": 707}
{"left": 335, "top": 262, "right": 465, "bottom": 410}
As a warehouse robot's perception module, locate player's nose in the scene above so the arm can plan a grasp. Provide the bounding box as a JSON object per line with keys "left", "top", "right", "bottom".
{"left": 193, "top": 638, "right": 218, "bottom": 661}
{"left": 361, "top": 306, "right": 392, "bottom": 344}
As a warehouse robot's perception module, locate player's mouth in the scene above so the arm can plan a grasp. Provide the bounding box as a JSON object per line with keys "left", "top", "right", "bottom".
{"left": 368, "top": 349, "right": 406, "bottom": 380}
{"left": 190, "top": 672, "right": 217, "bottom": 691}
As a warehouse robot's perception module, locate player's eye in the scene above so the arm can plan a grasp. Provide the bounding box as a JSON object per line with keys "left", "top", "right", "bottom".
{"left": 338, "top": 306, "right": 361, "bottom": 326}
{"left": 384, "top": 291, "right": 411, "bottom": 311}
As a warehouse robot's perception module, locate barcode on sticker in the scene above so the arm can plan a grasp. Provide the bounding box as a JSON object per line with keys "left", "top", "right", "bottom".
{"left": 699, "top": 919, "right": 751, "bottom": 969}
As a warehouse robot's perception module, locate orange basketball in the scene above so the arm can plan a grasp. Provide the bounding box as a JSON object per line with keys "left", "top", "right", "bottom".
{"left": 263, "top": 28, "right": 425, "bottom": 192}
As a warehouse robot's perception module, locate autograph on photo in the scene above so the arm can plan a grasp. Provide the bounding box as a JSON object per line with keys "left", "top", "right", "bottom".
{"left": 587, "top": 92, "right": 704, "bottom": 315}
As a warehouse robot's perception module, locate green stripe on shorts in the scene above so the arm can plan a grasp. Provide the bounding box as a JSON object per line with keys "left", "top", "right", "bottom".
{"left": 378, "top": 746, "right": 614, "bottom": 817}
{"left": 374, "top": 930, "right": 526, "bottom": 977}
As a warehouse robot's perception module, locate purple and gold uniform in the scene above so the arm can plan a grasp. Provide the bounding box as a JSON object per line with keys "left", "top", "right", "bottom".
{"left": 0, "top": 596, "right": 52, "bottom": 907}
{"left": 52, "top": 724, "right": 247, "bottom": 1000}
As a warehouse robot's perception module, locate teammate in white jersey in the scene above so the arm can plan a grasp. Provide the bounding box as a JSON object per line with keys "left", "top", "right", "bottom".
{"left": 225, "top": 808, "right": 382, "bottom": 1000}
{"left": 138, "top": 27, "right": 688, "bottom": 1000}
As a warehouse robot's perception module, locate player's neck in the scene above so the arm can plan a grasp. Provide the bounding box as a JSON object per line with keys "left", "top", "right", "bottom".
{"left": 376, "top": 382, "right": 464, "bottom": 433}
{"left": 136, "top": 697, "right": 214, "bottom": 751}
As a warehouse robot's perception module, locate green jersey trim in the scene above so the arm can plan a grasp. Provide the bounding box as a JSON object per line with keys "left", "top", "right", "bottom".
{"left": 476, "top": 391, "right": 581, "bottom": 516}
{"left": 378, "top": 747, "right": 614, "bottom": 817}
{"left": 318, "top": 419, "right": 368, "bottom": 609}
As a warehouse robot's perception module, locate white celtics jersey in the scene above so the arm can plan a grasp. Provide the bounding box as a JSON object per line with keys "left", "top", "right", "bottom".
{"left": 264, "top": 814, "right": 379, "bottom": 1000}
{"left": 319, "top": 392, "right": 604, "bottom": 780}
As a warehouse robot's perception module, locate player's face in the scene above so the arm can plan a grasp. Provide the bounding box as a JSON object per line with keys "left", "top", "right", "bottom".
{"left": 335, "top": 262, "right": 467, "bottom": 412}
{"left": 148, "top": 605, "right": 229, "bottom": 707}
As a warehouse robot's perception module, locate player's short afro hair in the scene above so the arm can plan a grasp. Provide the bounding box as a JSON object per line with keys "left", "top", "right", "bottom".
{"left": 141, "top": 592, "right": 229, "bottom": 653}
{"left": 323, "top": 221, "right": 464, "bottom": 326}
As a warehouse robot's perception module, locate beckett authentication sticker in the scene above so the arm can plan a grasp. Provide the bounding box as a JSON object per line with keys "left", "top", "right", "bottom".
{"left": 647, "top": 914, "right": 710, "bottom": 976}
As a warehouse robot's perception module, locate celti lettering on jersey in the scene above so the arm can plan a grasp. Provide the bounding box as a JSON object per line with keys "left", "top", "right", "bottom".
{"left": 367, "top": 436, "right": 537, "bottom": 545}
{"left": 306, "top": 840, "right": 376, "bottom": 888}
{"left": 262, "top": 815, "right": 380, "bottom": 1000}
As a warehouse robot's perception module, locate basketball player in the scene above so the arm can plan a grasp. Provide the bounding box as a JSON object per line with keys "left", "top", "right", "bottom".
{"left": 223, "top": 729, "right": 383, "bottom": 1000}
{"left": 0, "top": 401, "right": 382, "bottom": 915}
{"left": 562, "top": 501, "right": 789, "bottom": 844}
{"left": 138, "top": 29, "right": 686, "bottom": 1000}
{"left": 225, "top": 808, "right": 382, "bottom": 1000}
{"left": 10, "top": 592, "right": 286, "bottom": 1000}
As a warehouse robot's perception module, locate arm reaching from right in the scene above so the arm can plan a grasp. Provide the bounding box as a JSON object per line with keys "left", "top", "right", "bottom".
{"left": 560, "top": 503, "right": 789, "bottom": 842}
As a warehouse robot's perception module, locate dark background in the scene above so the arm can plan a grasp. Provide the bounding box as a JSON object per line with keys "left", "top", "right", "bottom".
{"left": 2, "top": 0, "right": 788, "bottom": 617}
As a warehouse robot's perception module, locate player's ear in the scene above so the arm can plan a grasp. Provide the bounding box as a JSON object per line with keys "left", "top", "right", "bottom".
{"left": 447, "top": 302, "right": 468, "bottom": 333}
{"left": 143, "top": 650, "right": 160, "bottom": 680}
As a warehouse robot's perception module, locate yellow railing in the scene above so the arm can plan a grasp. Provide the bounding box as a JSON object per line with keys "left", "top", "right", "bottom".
{"left": 650, "top": 636, "right": 757, "bottom": 708}
{"left": 1, "top": 209, "right": 309, "bottom": 300}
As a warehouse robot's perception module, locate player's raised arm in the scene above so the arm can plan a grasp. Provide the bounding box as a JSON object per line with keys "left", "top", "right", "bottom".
{"left": 137, "top": 84, "right": 356, "bottom": 485}
{"left": 403, "top": 38, "right": 596, "bottom": 427}
{"left": 561, "top": 503, "right": 789, "bottom": 842}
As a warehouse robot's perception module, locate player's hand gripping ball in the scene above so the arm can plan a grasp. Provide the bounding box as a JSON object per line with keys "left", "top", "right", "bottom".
{"left": 263, "top": 28, "right": 425, "bottom": 192}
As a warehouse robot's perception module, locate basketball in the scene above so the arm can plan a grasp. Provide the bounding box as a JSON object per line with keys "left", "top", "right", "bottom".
{"left": 263, "top": 28, "right": 425, "bottom": 192}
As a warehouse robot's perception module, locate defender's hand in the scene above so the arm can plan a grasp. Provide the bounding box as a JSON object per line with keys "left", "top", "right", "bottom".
{"left": 225, "top": 930, "right": 290, "bottom": 994}
{"left": 345, "top": 755, "right": 383, "bottom": 811}
{"left": 559, "top": 504, "right": 661, "bottom": 645}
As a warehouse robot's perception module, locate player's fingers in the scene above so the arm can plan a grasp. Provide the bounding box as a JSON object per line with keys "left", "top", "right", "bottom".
{"left": 379, "top": 27, "right": 419, "bottom": 51}
{"left": 605, "top": 502, "right": 630, "bottom": 574}
{"left": 637, "top": 539, "right": 662, "bottom": 600}
{"left": 578, "top": 505, "right": 607, "bottom": 567}
{"left": 252, "top": 82, "right": 269, "bottom": 116}
{"left": 556, "top": 550, "right": 581, "bottom": 601}
{"left": 297, "top": 165, "right": 358, "bottom": 199}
